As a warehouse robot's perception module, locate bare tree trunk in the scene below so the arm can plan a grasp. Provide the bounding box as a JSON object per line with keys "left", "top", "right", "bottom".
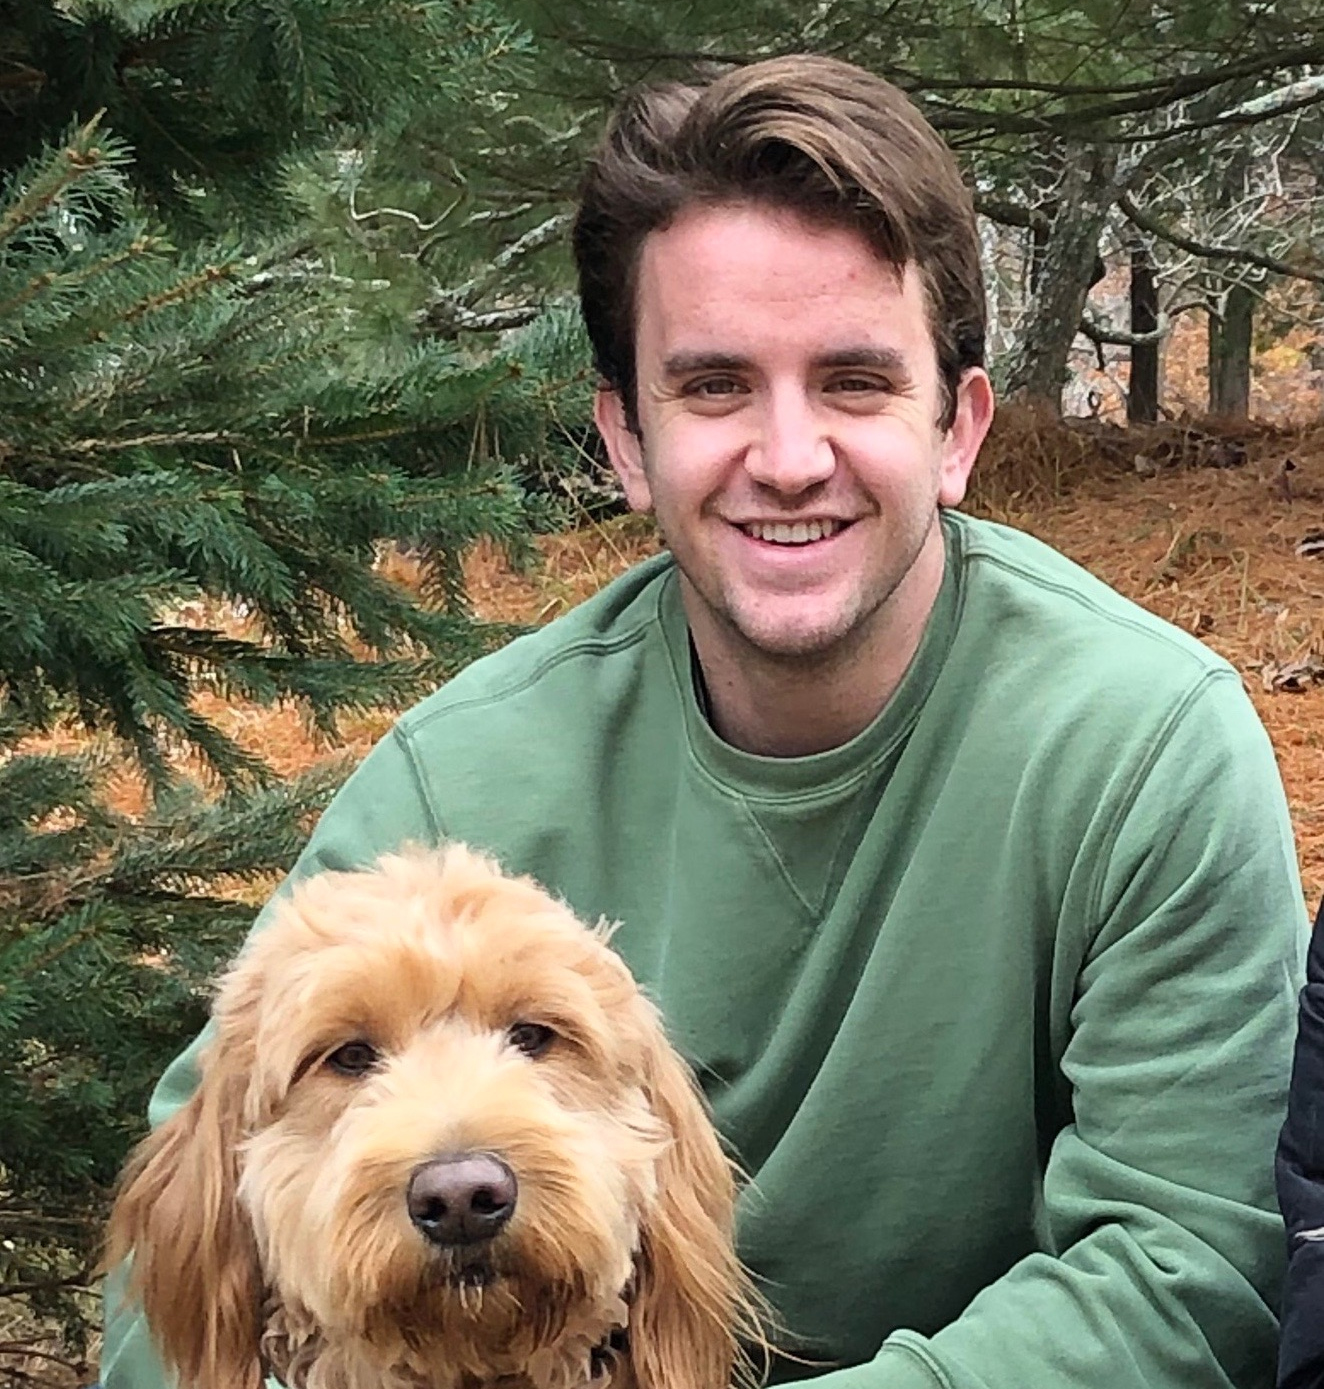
{"left": 1205, "top": 146, "right": 1253, "bottom": 420}
{"left": 1004, "top": 143, "right": 1120, "bottom": 411}
{"left": 1029, "top": 218, "right": 1049, "bottom": 293}
{"left": 1127, "top": 237, "right": 1160, "bottom": 423}
{"left": 1208, "top": 283, "right": 1253, "bottom": 417}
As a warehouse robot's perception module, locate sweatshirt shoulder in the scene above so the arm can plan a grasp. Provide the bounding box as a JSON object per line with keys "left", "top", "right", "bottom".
{"left": 950, "top": 510, "right": 1234, "bottom": 688}
{"left": 395, "top": 551, "right": 676, "bottom": 743}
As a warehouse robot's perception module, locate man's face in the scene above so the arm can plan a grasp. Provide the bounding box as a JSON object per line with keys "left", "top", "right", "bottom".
{"left": 595, "top": 201, "right": 992, "bottom": 667}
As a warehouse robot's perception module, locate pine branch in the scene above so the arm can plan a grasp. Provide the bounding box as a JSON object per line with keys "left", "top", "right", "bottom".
{"left": 926, "top": 40, "right": 1324, "bottom": 135}
{"left": 0, "top": 236, "right": 162, "bottom": 322}
{"left": 431, "top": 303, "right": 545, "bottom": 333}
{"left": 0, "top": 115, "right": 126, "bottom": 244}
{"left": 1117, "top": 192, "right": 1324, "bottom": 285}
{"left": 0, "top": 1276, "right": 95, "bottom": 1302}
{"left": 418, "top": 210, "right": 573, "bottom": 334}
{"left": 118, "top": 261, "right": 240, "bottom": 324}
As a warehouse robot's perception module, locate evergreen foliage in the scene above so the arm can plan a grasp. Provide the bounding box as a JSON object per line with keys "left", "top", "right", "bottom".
{"left": 0, "top": 3, "right": 564, "bottom": 1352}
{"left": 0, "top": 0, "right": 441, "bottom": 232}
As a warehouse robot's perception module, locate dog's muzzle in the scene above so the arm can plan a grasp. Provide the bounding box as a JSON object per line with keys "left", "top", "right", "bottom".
{"left": 407, "top": 1153, "right": 517, "bottom": 1247}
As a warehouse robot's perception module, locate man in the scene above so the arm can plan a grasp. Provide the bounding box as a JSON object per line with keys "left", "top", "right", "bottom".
{"left": 104, "top": 54, "right": 1305, "bottom": 1388}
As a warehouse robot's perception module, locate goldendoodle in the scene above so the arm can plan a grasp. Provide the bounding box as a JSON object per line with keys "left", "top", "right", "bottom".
{"left": 106, "top": 845, "right": 762, "bottom": 1389}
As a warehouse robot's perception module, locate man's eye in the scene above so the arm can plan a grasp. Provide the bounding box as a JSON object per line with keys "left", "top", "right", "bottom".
{"left": 828, "top": 376, "right": 886, "bottom": 393}
{"left": 508, "top": 1022, "right": 555, "bottom": 1057}
{"left": 325, "top": 1041, "right": 379, "bottom": 1077}
{"left": 688, "top": 377, "right": 743, "bottom": 397}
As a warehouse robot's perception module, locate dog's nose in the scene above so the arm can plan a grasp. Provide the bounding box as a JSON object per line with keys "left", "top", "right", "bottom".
{"left": 407, "top": 1153, "right": 517, "bottom": 1246}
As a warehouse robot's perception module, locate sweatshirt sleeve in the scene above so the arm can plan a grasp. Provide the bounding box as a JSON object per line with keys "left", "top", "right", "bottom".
{"left": 1275, "top": 896, "right": 1324, "bottom": 1389}
{"left": 809, "top": 672, "right": 1306, "bottom": 1389}
{"left": 100, "top": 723, "right": 443, "bottom": 1389}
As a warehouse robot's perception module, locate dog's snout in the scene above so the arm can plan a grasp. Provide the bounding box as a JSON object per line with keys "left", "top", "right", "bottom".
{"left": 407, "top": 1153, "right": 517, "bottom": 1247}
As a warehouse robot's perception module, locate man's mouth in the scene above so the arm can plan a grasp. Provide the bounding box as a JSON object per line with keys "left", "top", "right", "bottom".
{"left": 740, "top": 519, "right": 848, "bottom": 545}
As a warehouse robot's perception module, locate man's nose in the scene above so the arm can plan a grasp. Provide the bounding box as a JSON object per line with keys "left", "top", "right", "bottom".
{"left": 743, "top": 390, "right": 835, "bottom": 495}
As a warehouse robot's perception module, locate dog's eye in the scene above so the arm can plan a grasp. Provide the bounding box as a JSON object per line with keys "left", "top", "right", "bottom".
{"left": 508, "top": 1022, "right": 554, "bottom": 1057}
{"left": 326, "top": 1041, "right": 379, "bottom": 1076}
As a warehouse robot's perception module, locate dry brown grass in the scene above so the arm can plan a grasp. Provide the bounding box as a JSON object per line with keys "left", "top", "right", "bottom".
{"left": 0, "top": 1305, "right": 97, "bottom": 1389}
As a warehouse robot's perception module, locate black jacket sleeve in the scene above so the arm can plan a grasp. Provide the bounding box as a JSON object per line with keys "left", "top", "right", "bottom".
{"left": 1277, "top": 895, "right": 1324, "bottom": 1389}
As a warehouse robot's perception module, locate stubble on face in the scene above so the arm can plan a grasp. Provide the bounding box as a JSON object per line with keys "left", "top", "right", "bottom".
{"left": 647, "top": 451, "right": 946, "bottom": 677}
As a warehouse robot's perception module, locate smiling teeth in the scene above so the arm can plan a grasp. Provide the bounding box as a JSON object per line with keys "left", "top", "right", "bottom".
{"left": 745, "top": 519, "right": 843, "bottom": 544}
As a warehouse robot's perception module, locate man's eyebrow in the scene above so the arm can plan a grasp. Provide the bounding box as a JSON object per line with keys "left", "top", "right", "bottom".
{"left": 661, "top": 351, "right": 751, "bottom": 377}
{"left": 814, "top": 347, "right": 908, "bottom": 371}
{"left": 660, "top": 347, "right": 911, "bottom": 376}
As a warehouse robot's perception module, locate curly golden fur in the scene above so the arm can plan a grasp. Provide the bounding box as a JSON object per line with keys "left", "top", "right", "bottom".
{"left": 106, "top": 846, "right": 763, "bottom": 1389}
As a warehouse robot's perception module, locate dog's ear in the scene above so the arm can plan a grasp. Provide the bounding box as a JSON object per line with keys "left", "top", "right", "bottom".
{"left": 104, "top": 1033, "right": 264, "bottom": 1389}
{"left": 628, "top": 1021, "right": 762, "bottom": 1389}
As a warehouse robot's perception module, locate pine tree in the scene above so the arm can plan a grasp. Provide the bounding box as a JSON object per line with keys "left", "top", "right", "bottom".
{"left": 0, "top": 3, "right": 556, "bottom": 1355}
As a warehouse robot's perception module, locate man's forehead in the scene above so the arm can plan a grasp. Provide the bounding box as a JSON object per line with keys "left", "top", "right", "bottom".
{"left": 635, "top": 208, "right": 917, "bottom": 321}
{"left": 626, "top": 203, "right": 936, "bottom": 382}
{"left": 637, "top": 200, "right": 911, "bottom": 282}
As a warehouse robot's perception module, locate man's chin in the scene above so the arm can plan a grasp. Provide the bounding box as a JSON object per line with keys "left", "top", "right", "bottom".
{"left": 679, "top": 573, "right": 878, "bottom": 666}
{"left": 726, "top": 606, "right": 865, "bottom": 666}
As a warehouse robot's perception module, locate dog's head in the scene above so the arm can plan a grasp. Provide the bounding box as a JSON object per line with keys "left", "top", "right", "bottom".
{"left": 105, "top": 846, "right": 760, "bottom": 1389}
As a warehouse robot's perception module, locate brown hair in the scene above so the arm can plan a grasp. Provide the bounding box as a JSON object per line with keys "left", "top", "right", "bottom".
{"left": 573, "top": 54, "right": 986, "bottom": 431}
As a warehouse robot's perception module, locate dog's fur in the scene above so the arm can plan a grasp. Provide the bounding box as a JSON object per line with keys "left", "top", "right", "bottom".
{"left": 106, "top": 846, "right": 762, "bottom": 1389}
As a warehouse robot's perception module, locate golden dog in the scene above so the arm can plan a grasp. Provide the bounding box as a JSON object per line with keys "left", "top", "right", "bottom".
{"left": 106, "top": 846, "right": 762, "bottom": 1389}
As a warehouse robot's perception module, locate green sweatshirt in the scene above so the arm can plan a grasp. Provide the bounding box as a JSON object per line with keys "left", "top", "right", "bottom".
{"left": 103, "top": 510, "right": 1305, "bottom": 1389}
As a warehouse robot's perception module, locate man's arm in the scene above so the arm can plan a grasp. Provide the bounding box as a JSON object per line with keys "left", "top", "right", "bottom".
{"left": 100, "top": 724, "right": 442, "bottom": 1389}
{"left": 809, "top": 675, "right": 1306, "bottom": 1388}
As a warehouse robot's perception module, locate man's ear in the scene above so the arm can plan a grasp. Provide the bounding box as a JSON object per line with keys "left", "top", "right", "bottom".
{"left": 594, "top": 387, "right": 653, "bottom": 513}
{"left": 938, "top": 367, "right": 995, "bottom": 508}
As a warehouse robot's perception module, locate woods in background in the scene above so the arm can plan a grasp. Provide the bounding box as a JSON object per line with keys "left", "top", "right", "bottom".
{"left": 1, "top": 0, "right": 1321, "bottom": 1366}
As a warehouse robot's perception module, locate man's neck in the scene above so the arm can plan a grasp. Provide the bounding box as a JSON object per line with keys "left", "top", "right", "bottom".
{"left": 686, "top": 526, "right": 947, "bottom": 758}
